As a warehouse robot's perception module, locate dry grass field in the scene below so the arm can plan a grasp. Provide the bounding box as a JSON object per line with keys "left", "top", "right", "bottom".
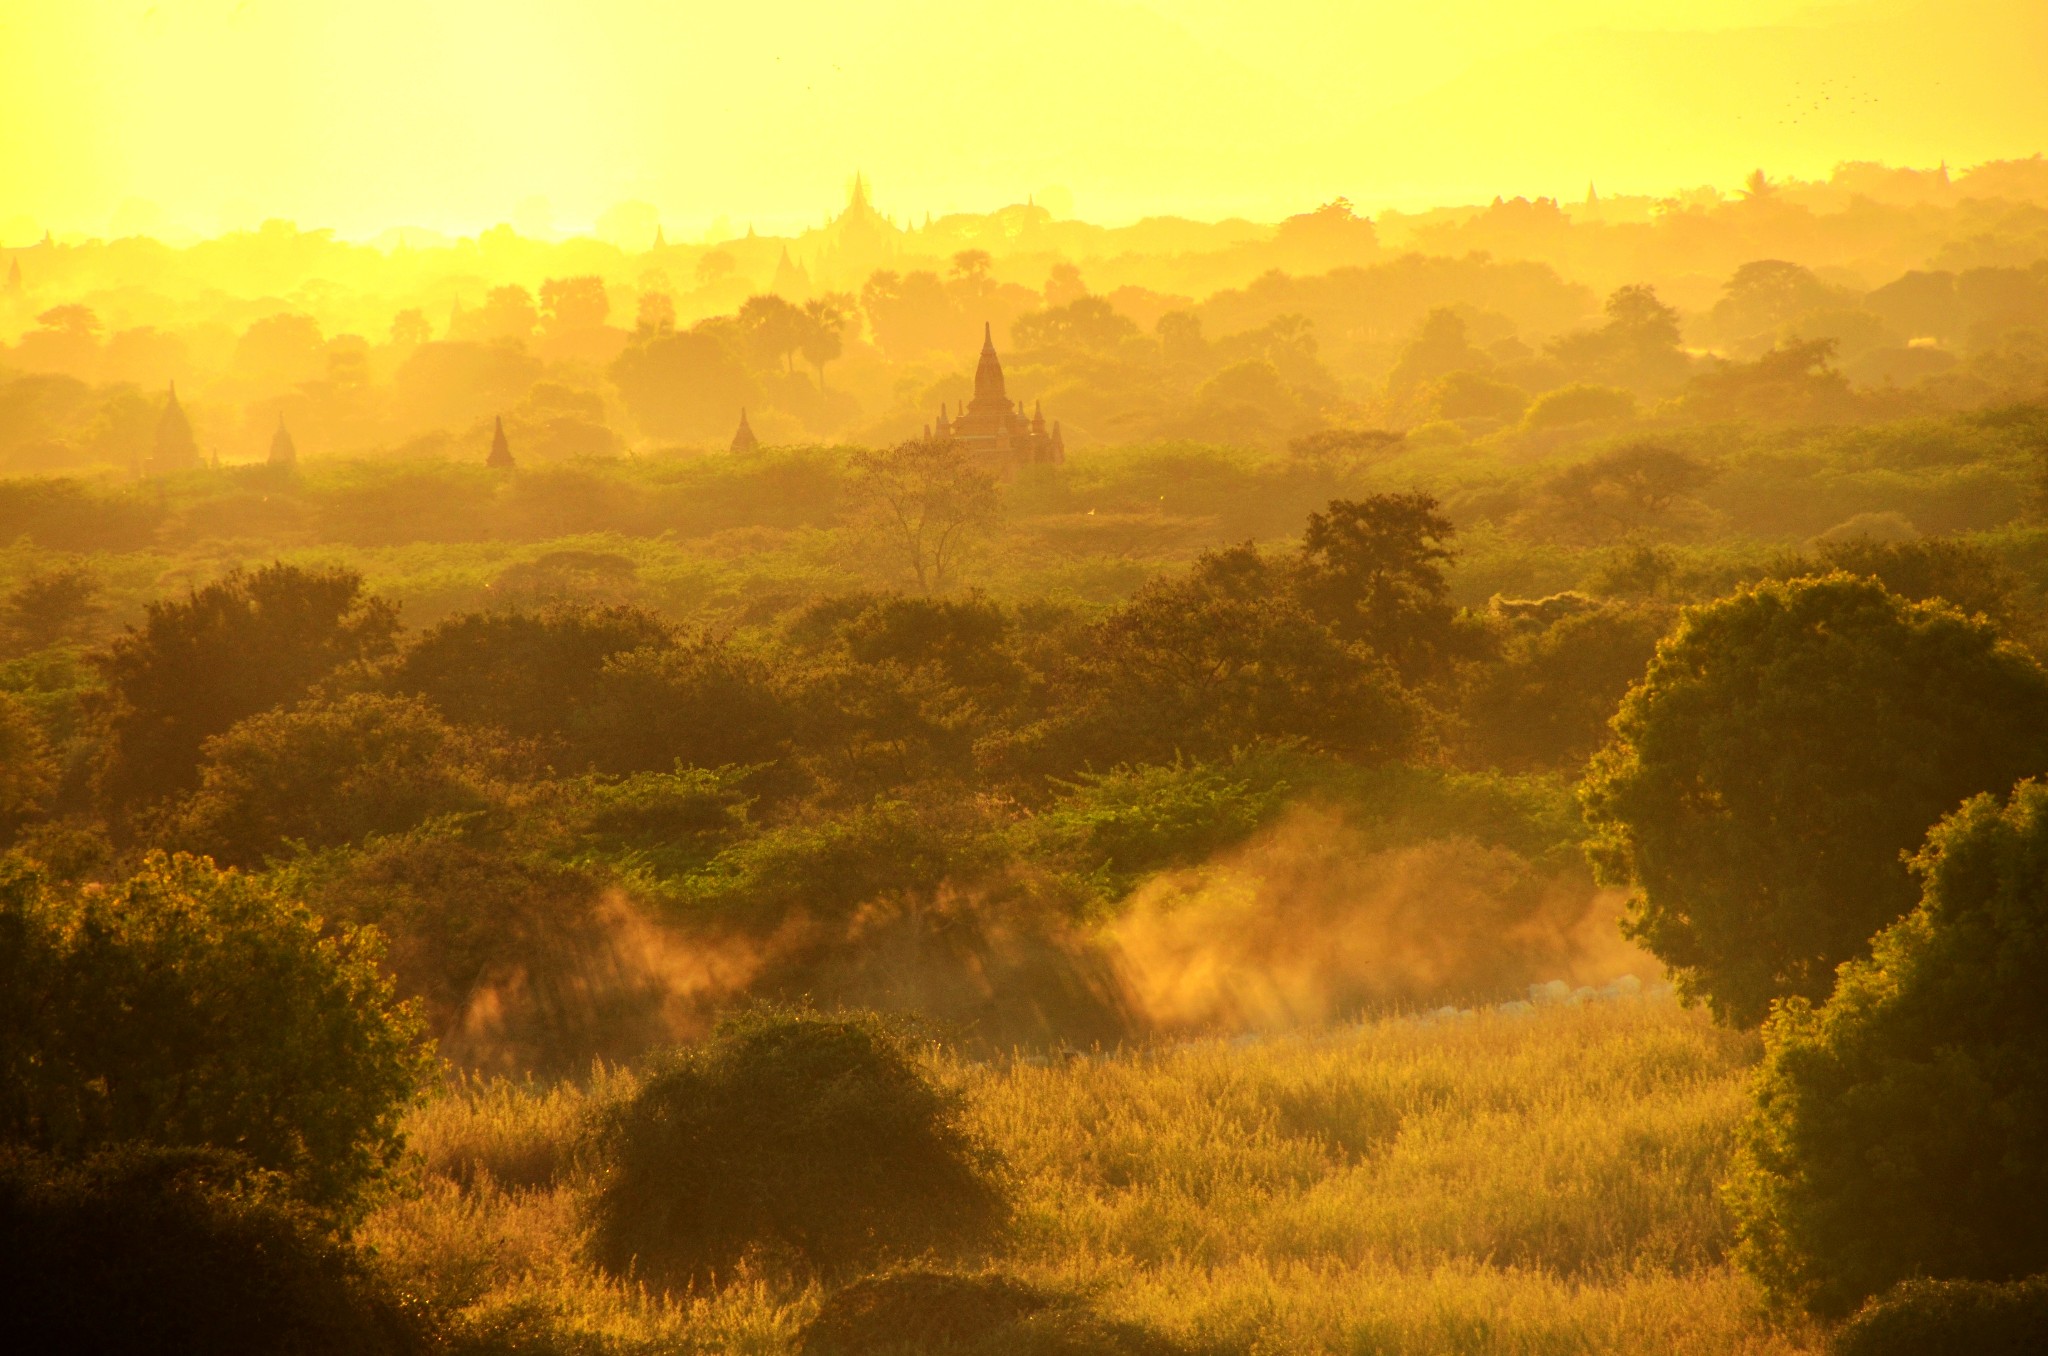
{"left": 364, "top": 991, "right": 1819, "bottom": 1355}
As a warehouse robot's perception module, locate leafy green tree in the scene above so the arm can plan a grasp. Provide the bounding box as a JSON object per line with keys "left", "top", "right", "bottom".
{"left": 1294, "top": 493, "right": 1481, "bottom": 684}
{"left": 607, "top": 326, "right": 757, "bottom": 441}
{"left": 1806, "top": 536, "right": 2033, "bottom": 642}
{"left": 1011, "top": 296, "right": 1141, "bottom": 356}
{"left": 0, "top": 853, "right": 432, "bottom": 1209}
{"left": 386, "top": 603, "right": 671, "bottom": 745}
{"left": 576, "top": 637, "right": 794, "bottom": 778}
{"left": 1429, "top": 370, "right": 1528, "bottom": 423}
{"left": 1680, "top": 339, "right": 1857, "bottom": 422}
{"left": 1828, "top": 1277, "right": 2048, "bottom": 1356}
{"left": 1583, "top": 574, "right": 2048, "bottom": 1024}
{"left": 1727, "top": 782, "right": 2048, "bottom": 1316}
{"left": 1385, "top": 308, "right": 1487, "bottom": 399}
{"left": 1021, "top": 545, "right": 1421, "bottom": 775}
{"left": 1548, "top": 284, "right": 1690, "bottom": 391}
{"left": 93, "top": 564, "right": 400, "bottom": 817}
{"left": 170, "top": 693, "right": 499, "bottom": 869}
{"left": 1515, "top": 442, "right": 1718, "bottom": 545}
{"left": 3, "top": 566, "right": 102, "bottom": 652}
{"left": 1459, "top": 600, "right": 1670, "bottom": 773}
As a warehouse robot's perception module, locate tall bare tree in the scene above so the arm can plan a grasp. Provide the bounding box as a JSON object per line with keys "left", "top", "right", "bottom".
{"left": 849, "top": 437, "right": 1000, "bottom": 594}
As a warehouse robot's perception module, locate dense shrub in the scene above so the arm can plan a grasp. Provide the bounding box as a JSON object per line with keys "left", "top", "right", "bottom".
{"left": 1522, "top": 383, "right": 1636, "bottom": 430}
{"left": 93, "top": 562, "right": 400, "bottom": 815}
{"left": 1017, "top": 544, "right": 1421, "bottom": 777}
{"left": 1458, "top": 599, "right": 1670, "bottom": 773}
{"left": 583, "top": 1008, "right": 1005, "bottom": 1289}
{"left": 800, "top": 1270, "right": 1191, "bottom": 1356}
{"left": 1017, "top": 757, "right": 1294, "bottom": 902}
{"left": 0, "top": 852, "right": 432, "bottom": 1209}
{"left": 170, "top": 692, "right": 500, "bottom": 868}
{"left": 386, "top": 604, "right": 672, "bottom": 745}
{"left": 0, "top": 1145, "right": 430, "bottom": 1356}
{"left": 677, "top": 797, "right": 998, "bottom": 930}
{"left": 575, "top": 637, "right": 794, "bottom": 776}
{"left": 0, "top": 688, "right": 57, "bottom": 838}
{"left": 287, "top": 829, "right": 644, "bottom": 1071}
{"left": 1728, "top": 782, "right": 2048, "bottom": 1316}
{"left": 1583, "top": 574, "right": 2048, "bottom": 1023}
{"left": 1830, "top": 1276, "right": 2048, "bottom": 1356}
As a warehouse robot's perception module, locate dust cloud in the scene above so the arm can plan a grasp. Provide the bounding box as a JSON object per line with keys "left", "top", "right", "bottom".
{"left": 1100, "top": 806, "right": 1659, "bottom": 1033}
{"left": 432, "top": 806, "right": 1657, "bottom": 1068}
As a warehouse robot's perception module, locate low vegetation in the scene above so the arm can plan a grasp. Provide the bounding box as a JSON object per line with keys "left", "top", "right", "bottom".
{"left": 356, "top": 996, "right": 1800, "bottom": 1356}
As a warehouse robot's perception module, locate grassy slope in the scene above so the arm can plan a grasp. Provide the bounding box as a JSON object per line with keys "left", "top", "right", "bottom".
{"left": 368, "top": 995, "right": 1816, "bottom": 1355}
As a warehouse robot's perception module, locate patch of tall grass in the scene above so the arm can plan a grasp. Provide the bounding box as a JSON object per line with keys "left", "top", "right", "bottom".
{"left": 363, "top": 996, "right": 1816, "bottom": 1355}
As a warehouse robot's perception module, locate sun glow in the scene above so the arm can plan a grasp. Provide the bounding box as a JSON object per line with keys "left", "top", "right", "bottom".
{"left": 5, "top": 0, "right": 2045, "bottom": 242}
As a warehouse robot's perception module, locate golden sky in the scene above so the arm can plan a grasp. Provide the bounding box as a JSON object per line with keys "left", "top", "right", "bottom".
{"left": 4, "top": 0, "right": 2045, "bottom": 242}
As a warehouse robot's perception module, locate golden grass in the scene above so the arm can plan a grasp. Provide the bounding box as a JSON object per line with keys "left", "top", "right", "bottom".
{"left": 362, "top": 995, "right": 1820, "bottom": 1354}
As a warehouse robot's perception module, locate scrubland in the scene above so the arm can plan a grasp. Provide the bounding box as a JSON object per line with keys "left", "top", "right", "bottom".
{"left": 366, "top": 994, "right": 1810, "bottom": 1356}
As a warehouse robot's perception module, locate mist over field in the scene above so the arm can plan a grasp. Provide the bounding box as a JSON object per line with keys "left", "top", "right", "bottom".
{"left": 7, "top": 3, "right": 2048, "bottom": 1353}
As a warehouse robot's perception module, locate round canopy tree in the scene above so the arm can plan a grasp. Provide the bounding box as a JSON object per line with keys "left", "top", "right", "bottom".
{"left": 1582, "top": 574, "right": 2048, "bottom": 1024}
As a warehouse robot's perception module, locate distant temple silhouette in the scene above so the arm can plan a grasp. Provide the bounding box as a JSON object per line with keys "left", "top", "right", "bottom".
{"left": 149, "top": 382, "right": 202, "bottom": 476}
{"left": 730, "top": 408, "right": 759, "bottom": 453}
{"left": 932, "top": 325, "right": 1063, "bottom": 465}
{"left": 487, "top": 415, "right": 514, "bottom": 469}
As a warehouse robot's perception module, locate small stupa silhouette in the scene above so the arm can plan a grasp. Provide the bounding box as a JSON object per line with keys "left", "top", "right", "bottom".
{"left": 268, "top": 414, "right": 297, "bottom": 468}
{"left": 487, "top": 415, "right": 514, "bottom": 468}
{"left": 730, "top": 408, "right": 759, "bottom": 454}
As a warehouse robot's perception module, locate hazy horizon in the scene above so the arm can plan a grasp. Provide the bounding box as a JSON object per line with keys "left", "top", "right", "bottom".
{"left": 6, "top": 0, "right": 2047, "bottom": 243}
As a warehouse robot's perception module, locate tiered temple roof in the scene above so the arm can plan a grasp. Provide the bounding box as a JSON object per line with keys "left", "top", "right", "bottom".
{"left": 930, "top": 324, "right": 1063, "bottom": 466}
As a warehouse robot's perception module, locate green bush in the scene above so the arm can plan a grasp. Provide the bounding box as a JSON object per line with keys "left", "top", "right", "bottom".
{"left": 676, "top": 797, "right": 999, "bottom": 930}
{"left": 1018, "top": 757, "right": 1294, "bottom": 904}
{"left": 1458, "top": 600, "right": 1670, "bottom": 773}
{"left": 1522, "top": 383, "right": 1636, "bottom": 430}
{"left": 1583, "top": 574, "right": 2048, "bottom": 1023}
{"left": 800, "top": 1269, "right": 1192, "bottom": 1356}
{"left": 0, "top": 1145, "right": 430, "bottom": 1356}
{"left": 1831, "top": 1277, "right": 2048, "bottom": 1356}
{"left": 386, "top": 603, "right": 673, "bottom": 746}
{"left": 286, "top": 829, "right": 646, "bottom": 1072}
{"left": 1728, "top": 782, "right": 2048, "bottom": 1316}
{"left": 0, "top": 688, "right": 57, "bottom": 838}
{"left": 170, "top": 692, "right": 500, "bottom": 868}
{"left": 0, "top": 852, "right": 432, "bottom": 1210}
{"left": 583, "top": 1008, "right": 1005, "bottom": 1290}
{"left": 93, "top": 562, "right": 400, "bottom": 815}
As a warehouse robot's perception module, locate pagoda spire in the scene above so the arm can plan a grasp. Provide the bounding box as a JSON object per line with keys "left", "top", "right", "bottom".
{"left": 268, "top": 413, "right": 297, "bottom": 468}
{"left": 487, "top": 415, "right": 514, "bottom": 469}
{"left": 971, "top": 322, "right": 1007, "bottom": 409}
{"left": 150, "top": 382, "right": 201, "bottom": 476}
{"left": 730, "top": 408, "right": 759, "bottom": 454}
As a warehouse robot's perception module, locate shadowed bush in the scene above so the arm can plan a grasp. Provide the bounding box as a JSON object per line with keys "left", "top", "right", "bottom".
{"left": 800, "top": 1270, "right": 1195, "bottom": 1356}
{"left": 1728, "top": 781, "right": 2048, "bottom": 1315}
{"left": 0, "top": 1145, "right": 430, "bottom": 1356}
{"left": 1831, "top": 1276, "right": 2048, "bottom": 1356}
{"left": 583, "top": 1007, "right": 1005, "bottom": 1290}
